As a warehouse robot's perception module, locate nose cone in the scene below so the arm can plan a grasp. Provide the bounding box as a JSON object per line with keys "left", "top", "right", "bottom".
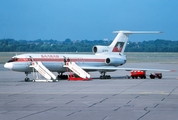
{"left": 4, "top": 63, "right": 13, "bottom": 70}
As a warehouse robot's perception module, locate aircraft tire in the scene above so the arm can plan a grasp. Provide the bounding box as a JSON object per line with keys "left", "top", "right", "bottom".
{"left": 150, "top": 74, "right": 155, "bottom": 79}
{"left": 106, "top": 75, "right": 111, "bottom": 79}
{"left": 100, "top": 76, "right": 103, "bottom": 79}
{"left": 25, "top": 78, "right": 30, "bottom": 82}
{"left": 57, "top": 75, "right": 68, "bottom": 79}
{"left": 100, "top": 75, "right": 111, "bottom": 79}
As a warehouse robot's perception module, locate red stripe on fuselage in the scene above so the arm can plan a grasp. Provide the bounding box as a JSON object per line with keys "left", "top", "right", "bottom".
{"left": 14, "top": 58, "right": 105, "bottom": 62}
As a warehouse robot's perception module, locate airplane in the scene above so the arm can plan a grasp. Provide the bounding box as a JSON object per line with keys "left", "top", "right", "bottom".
{"left": 4, "top": 30, "right": 171, "bottom": 81}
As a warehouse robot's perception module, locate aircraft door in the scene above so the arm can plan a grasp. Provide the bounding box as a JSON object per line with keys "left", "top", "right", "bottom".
{"left": 78, "top": 57, "right": 84, "bottom": 65}
{"left": 25, "top": 55, "right": 32, "bottom": 67}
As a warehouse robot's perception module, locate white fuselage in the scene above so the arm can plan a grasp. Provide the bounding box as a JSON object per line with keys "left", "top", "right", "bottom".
{"left": 4, "top": 53, "right": 126, "bottom": 73}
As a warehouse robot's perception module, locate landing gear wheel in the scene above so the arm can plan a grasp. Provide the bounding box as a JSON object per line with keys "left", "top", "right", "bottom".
{"left": 106, "top": 75, "right": 111, "bottom": 79}
{"left": 57, "top": 73, "right": 68, "bottom": 80}
{"left": 25, "top": 78, "right": 30, "bottom": 82}
{"left": 24, "top": 72, "right": 30, "bottom": 82}
{"left": 99, "top": 72, "right": 111, "bottom": 79}
{"left": 100, "top": 75, "right": 110, "bottom": 79}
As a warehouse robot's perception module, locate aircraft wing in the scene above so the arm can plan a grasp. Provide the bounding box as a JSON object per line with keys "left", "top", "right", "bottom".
{"left": 81, "top": 66, "right": 172, "bottom": 72}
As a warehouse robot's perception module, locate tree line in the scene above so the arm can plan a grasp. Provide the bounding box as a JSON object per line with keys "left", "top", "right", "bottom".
{"left": 0, "top": 38, "right": 178, "bottom": 52}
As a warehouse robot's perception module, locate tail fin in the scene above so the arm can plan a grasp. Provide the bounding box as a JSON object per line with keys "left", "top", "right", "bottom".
{"left": 109, "top": 31, "right": 162, "bottom": 54}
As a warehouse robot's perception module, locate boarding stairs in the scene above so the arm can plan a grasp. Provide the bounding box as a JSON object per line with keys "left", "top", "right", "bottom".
{"left": 30, "top": 61, "right": 57, "bottom": 82}
{"left": 64, "top": 62, "right": 90, "bottom": 79}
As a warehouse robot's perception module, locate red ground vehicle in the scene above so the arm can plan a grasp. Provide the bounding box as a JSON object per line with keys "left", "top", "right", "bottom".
{"left": 149, "top": 73, "right": 162, "bottom": 79}
{"left": 128, "top": 70, "right": 162, "bottom": 79}
{"left": 130, "top": 70, "right": 146, "bottom": 79}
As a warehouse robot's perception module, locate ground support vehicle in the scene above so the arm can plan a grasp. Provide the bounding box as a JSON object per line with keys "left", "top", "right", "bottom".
{"left": 130, "top": 70, "right": 146, "bottom": 79}
{"left": 149, "top": 73, "right": 162, "bottom": 79}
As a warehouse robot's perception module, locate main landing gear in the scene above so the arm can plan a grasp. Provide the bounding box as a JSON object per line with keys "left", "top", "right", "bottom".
{"left": 57, "top": 73, "right": 68, "bottom": 80}
{"left": 24, "top": 72, "right": 30, "bottom": 82}
{"left": 100, "top": 71, "right": 111, "bottom": 79}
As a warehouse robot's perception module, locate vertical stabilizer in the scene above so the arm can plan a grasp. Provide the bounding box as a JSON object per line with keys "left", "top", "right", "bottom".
{"left": 109, "top": 31, "right": 161, "bottom": 54}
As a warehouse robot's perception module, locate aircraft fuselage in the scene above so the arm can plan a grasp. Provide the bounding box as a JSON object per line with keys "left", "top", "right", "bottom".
{"left": 4, "top": 53, "right": 126, "bottom": 73}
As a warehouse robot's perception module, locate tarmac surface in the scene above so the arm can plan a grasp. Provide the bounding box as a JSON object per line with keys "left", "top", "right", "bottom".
{"left": 0, "top": 62, "right": 178, "bottom": 120}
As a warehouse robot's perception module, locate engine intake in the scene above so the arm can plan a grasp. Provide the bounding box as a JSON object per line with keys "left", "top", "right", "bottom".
{"left": 92, "top": 45, "right": 109, "bottom": 53}
{"left": 105, "top": 57, "right": 126, "bottom": 66}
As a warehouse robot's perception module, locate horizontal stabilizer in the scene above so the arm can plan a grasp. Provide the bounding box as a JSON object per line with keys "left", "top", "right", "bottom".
{"left": 113, "top": 31, "right": 162, "bottom": 34}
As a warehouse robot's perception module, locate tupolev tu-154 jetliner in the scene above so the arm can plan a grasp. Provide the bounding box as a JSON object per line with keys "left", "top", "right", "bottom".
{"left": 4, "top": 31, "right": 171, "bottom": 81}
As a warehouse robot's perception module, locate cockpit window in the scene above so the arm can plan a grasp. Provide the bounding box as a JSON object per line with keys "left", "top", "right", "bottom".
{"left": 7, "top": 58, "right": 18, "bottom": 63}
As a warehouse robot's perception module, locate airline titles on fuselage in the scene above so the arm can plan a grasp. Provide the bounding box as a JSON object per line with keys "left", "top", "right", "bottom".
{"left": 102, "top": 50, "right": 108, "bottom": 52}
{"left": 41, "top": 54, "right": 59, "bottom": 58}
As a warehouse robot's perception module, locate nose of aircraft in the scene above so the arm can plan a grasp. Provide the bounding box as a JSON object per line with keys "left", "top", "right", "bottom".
{"left": 4, "top": 63, "right": 13, "bottom": 70}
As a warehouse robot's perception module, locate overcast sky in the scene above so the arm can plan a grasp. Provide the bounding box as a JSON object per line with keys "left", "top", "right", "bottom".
{"left": 0, "top": 0, "right": 178, "bottom": 41}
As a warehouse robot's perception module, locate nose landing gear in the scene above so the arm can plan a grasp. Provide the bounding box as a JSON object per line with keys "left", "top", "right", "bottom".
{"left": 24, "top": 72, "right": 30, "bottom": 82}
